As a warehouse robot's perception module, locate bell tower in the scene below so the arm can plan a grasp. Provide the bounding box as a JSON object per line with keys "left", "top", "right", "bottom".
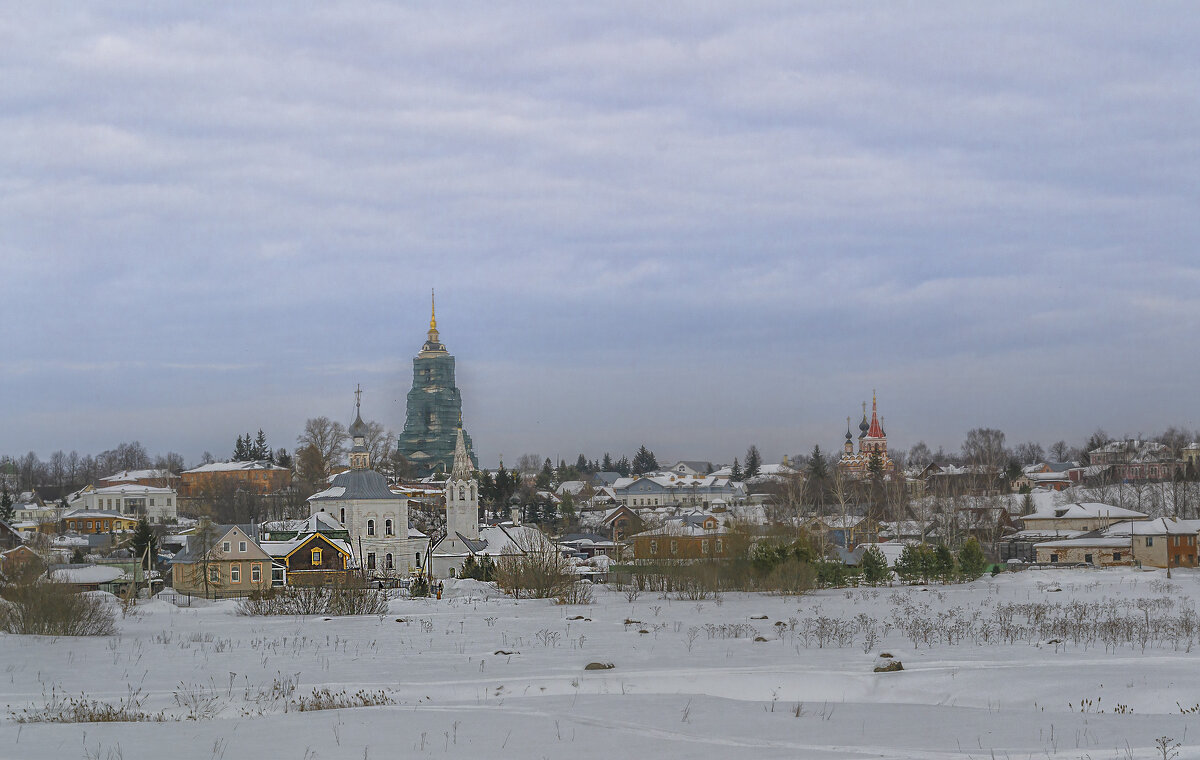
{"left": 444, "top": 424, "right": 479, "bottom": 543}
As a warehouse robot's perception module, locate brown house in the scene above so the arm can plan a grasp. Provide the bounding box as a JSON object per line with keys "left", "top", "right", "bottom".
{"left": 261, "top": 532, "right": 355, "bottom": 586}
{"left": 630, "top": 513, "right": 730, "bottom": 560}
{"left": 600, "top": 505, "right": 643, "bottom": 542}
{"left": 179, "top": 461, "right": 292, "bottom": 498}
{"left": 170, "top": 524, "right": 273, "bottom": 598}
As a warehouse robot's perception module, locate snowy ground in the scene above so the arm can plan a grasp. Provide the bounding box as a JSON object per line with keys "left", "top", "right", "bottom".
{"left": 4, "top": 569, "right": 1200, "bottom": 759}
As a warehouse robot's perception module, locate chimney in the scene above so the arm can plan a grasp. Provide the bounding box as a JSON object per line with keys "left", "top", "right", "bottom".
{"left": 511, "top": 506, "right": 521, "bottom": 526}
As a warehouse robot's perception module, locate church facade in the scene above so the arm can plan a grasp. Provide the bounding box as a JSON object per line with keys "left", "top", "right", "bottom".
{"left": 309, "top": 393, "right": 429, "bottom": 578}
{"left": 396, "top": 293, "right": 478, "bottom": 477}
{"left": 837, "top": 393, "right": 896, "bottom": 479}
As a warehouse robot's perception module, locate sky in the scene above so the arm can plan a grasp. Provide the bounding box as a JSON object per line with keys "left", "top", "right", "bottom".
{"left": 2, "top": 3, "right": 1199, "bottom": 468}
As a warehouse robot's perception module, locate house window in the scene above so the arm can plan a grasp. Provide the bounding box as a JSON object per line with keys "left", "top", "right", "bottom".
{"left": 716, "top": 538, "right": 724, "bottom": 553}
{"left": 150, "top": 498, "right": 155, "bottom": 506}
{"left": 367, "top": 553, "right": 376, "bottom": 570}
{"left": 312, "top": 549, "right": 322, "bottom": 565}
{"left": 385, "top": 519, "right": 394, "bottom": 536}
{"left": 1146, "top": 537, "right": 1154, "bottom": 547}
{"left": 239, "top": 541, "right": 247, "bottom": 553}
{"left": 385, "top": 553, "right": 393, "bottom": 570}
{"left": 167, "top": 498, "right": 172, "bottom": 506}
{"left": 340, "top": 509, "right": 345, "bottom": 524}
{"left": 251, "top": 563, "right": 262, "bottom": 582}
{"left": 702, "top": 539, "right": 710, "bottom": 554}
{"left": 670, "top": 540, "right": 678, "bottom": 555}
{"left": 230, "top": 564, "right": 241, "bottom": 582}
{"left": 650, "top": 540, "right": 658, "bottom": 555}
{"left": 1084, "top": 554, "right": 1093, "bottom": 564}
{"left": 209, "top": 567, "right": 220, "bottom": 583}
{"left": 1114, "top": 552, "right": 1122, "bottom": 561}
{"left": 86, "top": 521, "right": 93, "bottom": 530}
{"left": 367, "top": 519, "right": 376, "bottom": 536}
{"left": 222, "top": 541, "right": 231, "bottom": 553}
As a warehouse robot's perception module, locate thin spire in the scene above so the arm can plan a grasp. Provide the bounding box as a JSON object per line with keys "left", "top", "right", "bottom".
{"left": 430, "top": 288, "right": 437, "bottom": 331}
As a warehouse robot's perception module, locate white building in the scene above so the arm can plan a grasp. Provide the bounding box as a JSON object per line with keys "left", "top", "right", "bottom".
{"left": 74, "top": 484, "right": 179, "bottom": 524}
{"left": 307, "top": 394, "right": 428, "bottom": 577}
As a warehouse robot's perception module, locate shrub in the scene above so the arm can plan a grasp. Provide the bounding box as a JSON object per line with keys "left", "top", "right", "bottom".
{"left": 0, "top": 581, "right": 116, "bottom": 636}
{"left": 557, "top": 579, "right": 594, "bottom": 605}
{"left": 235, "top": 582, "right": 388, "bottom": 616}
{"left": 409, "top": 575, "right": 430, "bottom": 598}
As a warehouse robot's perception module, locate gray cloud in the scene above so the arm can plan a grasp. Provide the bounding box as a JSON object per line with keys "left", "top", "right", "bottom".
{"left": 2, "top": 3, "right": 1198, "bottom": 465}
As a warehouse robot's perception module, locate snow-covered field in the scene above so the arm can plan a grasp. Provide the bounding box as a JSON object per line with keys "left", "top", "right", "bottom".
{"left": 5, "top": 569, "right": 1200, "bottom": 759}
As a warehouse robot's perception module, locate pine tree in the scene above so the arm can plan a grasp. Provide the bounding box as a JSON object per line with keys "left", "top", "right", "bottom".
{"left": 575, "top": 454, "right": 588, "bottom": 473}
{"left": 71, "top": 546, "right": 86, "bottom": 564}
{"left": 410, "top": 574, "right": 430, "bottom": 597}
{"left": 861, "top": 545, "right": 890, "bottom": 585}
{"left": 254, "top": 430, "right": 270, "bottom": 461}
{"left": 730, "top": 458, "right": 743, "bottom": 482}
{"left": 957, "top": 537, "right": 987, "bottom": 579}
{"left": 130, "top": 517, "right": 158, "bottom": 573}
{"left": 614, "top": 456, "right": 631, "bottom": 477}
{"left": 933, "top": 543, "right": 956, "bottom": 584}
{"left": 744, "top": 445, "right": 762, "bottom": 479}
{"left": 0, "top": 483, "right": 12, "bottom": 523}
{"left": 536, "top": 459, "right": 553, "bottom": 490}
{"left": 275, "top": 448, "right": 294, "bottom": 469}
{"left": 807, "top": 445, "right": 828, "bottom": 481}
{"left": 461, "top": 554, "right": 480, "bottom": 580}
{"left": 632, "top": 445, "right": 658, "bottom": 475}
{"left": 602, "top": 453, "right": 613, "bottom": 471}
{"left": 232, "top": 435, "right": 247, "bottom": 461}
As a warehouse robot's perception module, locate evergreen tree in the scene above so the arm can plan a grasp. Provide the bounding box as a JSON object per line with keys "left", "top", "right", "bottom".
{"left": 932, "top": 543, "right": 956, "bottom": 584}
{"left": 895, "top": 544, "right": 935, "bottom": 584}
{"left": 254, "top": 430, "right": 270, "bottom": 461}
{"left": 0, "top": 483, "right": 12, "bottom": 523}
{"left": 867, "top": 452, "right": 884, "bottom": 479}
{"left": 232, "top": 434, "right": 248, "bottom": 461}
{"left": 410, "top": 574, "right": 430, "bottom": 597}
{"left": 957, "top": 537, "right": 987, "bottom": 579}
{"left": 744, "top": 445, "right": 762, "bottom": 479}
{"left": 614, "top": 456, "right": 631, "bottom": 477}
{"left": 478, "top": 555, "right": 495, "bottom": 582}
{"left": 807, "top": 445, "right": 828, "bottom": 481}
{"left": 602, "top": 453, "right": 613, "bottom": 471}
{"left": 730, "top": 458, "right": 743, "bottom": 482}
{"left": 536, "top": 459, "right": 554, "bottom": 490}
{"left": 71, "top": 546, "right": 86, "bottom": 564}
{"left": 130, "top": 517, "right": 158, "bottom": 572}
{"left": 461, "top": 554, "right": 479, "bottom": 580}
{"left": 632, "top": 445, "right": 658, "bottom": 475}
{"left": 860, "top": 545, "right": 890, "bottom": 585}
{"left": 275, "top": 448, "right": 294, "bottom": 469}
{"left": 1021, "top": 492, "right": 1035, "bottom": 515}
{"left": 575, "top": 454, "right": 588, "bottom": 473}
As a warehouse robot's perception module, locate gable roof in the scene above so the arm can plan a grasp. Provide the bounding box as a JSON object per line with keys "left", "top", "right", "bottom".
{"left": 169, "top": 524, "right": 267, "bottom": 564}
{"left": 308, "top": 469, "right": 398, "bottom": 501}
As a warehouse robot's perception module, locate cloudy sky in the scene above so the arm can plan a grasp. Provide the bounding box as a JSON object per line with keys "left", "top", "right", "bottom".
{"left": 2, "top": 3, "right": 1198, "bottom": 468}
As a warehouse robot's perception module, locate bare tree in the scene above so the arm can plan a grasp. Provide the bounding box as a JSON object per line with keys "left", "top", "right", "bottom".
{"left": 296, "top": 417, "right": 348, "bottom": 477}
{"left": 363, "top": 421, "right": 392, "bottom": 467}
{"left": 1013, "top": 441, "right": 1045, "bottom": 466}
{"left": 515, "top": 454, "right": 542, "bottom": 477}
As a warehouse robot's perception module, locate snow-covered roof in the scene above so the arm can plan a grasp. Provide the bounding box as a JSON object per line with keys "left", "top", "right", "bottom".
{"left": 48, "top": 565, "right": 126, "bottom": 585}
{"left": 1103, "top": 518, "right": 1200, "bottom": 537}
{"left": 1024, "top": 502, "right": 1148, "bottom": 521}
{"left": 260, "top": 535, "right": 354, "bottom": 559}
{"left": 555, "top": 481, "right": 589, "bottom": 496}
{"left": 64, "top": 509, "right": 129, "bottom": 519}
{"left": 100, "top": 469, "right": 175, "bottom": 483}
{"left": 92, "top": 484, "right": 176, "bottom": 496}
{"left": 1036, "top": 537, "right": 1133, "bottom": 550}
{"left": 183, "top": 460, "right": 289, "bottom": 474}
{"left": 262, "top": 512, "right": 346, "bottom": 535}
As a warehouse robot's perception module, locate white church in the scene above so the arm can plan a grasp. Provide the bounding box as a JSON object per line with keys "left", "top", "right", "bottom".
{"left": 308, "top": 392, "right": 429, "bottom": 578}
{"left": 430, "top": 426, "right": 539, "bottom": 578}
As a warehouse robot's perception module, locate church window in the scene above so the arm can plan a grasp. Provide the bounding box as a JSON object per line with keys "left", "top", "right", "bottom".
{"left": 367, "top": 519, "right": 376, "bottom": 536}
{"left": 367, "top": 553, "right": 376, "bottom": 570}
{"left": 385, "top": 553, "right": 393, "bottom": 570}
{"left": 470, "top": 484, "right": 476, "bottom": 500}
{"left": 459, "top": 486, "right": 465, "bottom": 500}
{"left": 385, "top": 519, "right": 394, "bottom": 536}
{"left": 415, "top": 552, "right": 421, "bottom": 567}
{"left": 339, "top": 508, "right": 345, "bottom": 524}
